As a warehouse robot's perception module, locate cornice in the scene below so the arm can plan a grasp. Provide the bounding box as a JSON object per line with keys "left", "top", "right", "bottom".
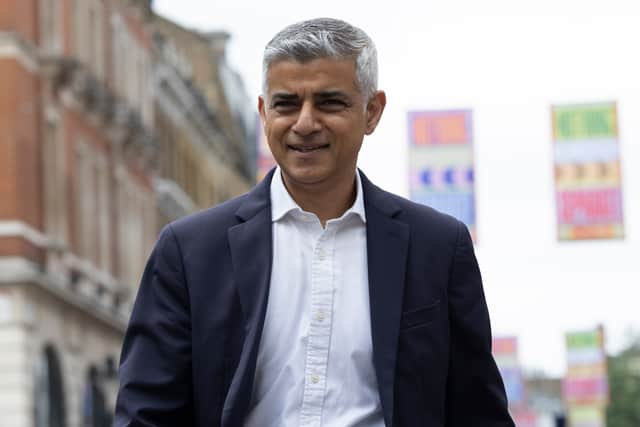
{"left": 0, "top": 257, "right": 128, "bottom": 332}
{"left": 0, "top": 31, "right": 39, "bottom": 74}
{"left": 0, "top": 220, "right": 54, "bottom": 249}
{"left": 0, "top": 220, "right": 132, "bottom": 330}
{"left": 42, "top": 56, "right": 158, "bottom": 168}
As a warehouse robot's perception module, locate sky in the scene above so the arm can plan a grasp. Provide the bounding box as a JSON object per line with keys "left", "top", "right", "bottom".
{"left": 154, "top": 0, "right": 640, "bottom": 376}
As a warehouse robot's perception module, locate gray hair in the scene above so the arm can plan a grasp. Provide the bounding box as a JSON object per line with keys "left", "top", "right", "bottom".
{"left": 262, "top": 18, "right": 378, "bottom": 100}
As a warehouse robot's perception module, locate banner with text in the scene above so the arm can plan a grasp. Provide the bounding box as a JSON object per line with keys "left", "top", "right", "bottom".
{"left": 564, "top": 326, "right": 608, "bottom": 427}
{"left": 552, "top": 102, "right": 624, "bottom": 240}
{"left": 408, "top": 110, "right": 476, "bottom": 240}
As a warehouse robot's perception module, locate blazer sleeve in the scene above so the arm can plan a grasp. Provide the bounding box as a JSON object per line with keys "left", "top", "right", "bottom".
{"left": 114, "top": 224, "right": 194, "bottom": 426}
{"left": 445, "top": 221, "right": 514, "bottom": 427}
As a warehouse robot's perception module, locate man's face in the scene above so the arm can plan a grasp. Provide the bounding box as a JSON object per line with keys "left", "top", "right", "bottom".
{"left": 259, "top": 58, "right": 385, "bottom": 191}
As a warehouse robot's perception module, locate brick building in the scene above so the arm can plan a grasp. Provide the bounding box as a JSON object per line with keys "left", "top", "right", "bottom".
{"left": 0, "top": 1, "right": 253, "bottom": 426}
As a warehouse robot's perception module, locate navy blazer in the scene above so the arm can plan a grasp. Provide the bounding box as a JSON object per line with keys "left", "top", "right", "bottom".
{"left": 115, "top": 169, "right": 514, "bottom": 427}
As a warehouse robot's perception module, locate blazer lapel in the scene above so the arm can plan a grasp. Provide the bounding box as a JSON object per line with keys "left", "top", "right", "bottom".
{"left": 361, "top": 171, "right": 410, "bottom": 427}
{"left": 222, "top": 170, "right": 274, "bottom": 426}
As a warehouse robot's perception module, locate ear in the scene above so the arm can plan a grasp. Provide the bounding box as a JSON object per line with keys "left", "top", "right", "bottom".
{"left": 258, "top": 95, "right": 267, "bottom": 124}
{"left": 365, "top": 90, "right": 386, "bottom": 135}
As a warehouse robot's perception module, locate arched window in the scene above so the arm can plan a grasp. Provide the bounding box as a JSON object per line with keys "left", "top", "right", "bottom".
{"left": 81, "top": 365, "right": 112, "bottom": 427}
{"left": 34, "top": 345, "right": 67, "bottom": 427}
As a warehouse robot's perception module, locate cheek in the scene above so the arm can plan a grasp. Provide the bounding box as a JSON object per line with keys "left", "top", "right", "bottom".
{"left": 265, "top": 119, "right": 289, "bottom": 141}
{"left": 263, "top": 126, "right": 279, "bottom": 147}
{"left": 329, "top": 117, "right": 366, "bottom": 139}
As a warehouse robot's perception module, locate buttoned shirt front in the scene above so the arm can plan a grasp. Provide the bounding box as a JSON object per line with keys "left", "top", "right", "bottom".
{"left": 244, "top": 169, "right": 384, "bottom": 427}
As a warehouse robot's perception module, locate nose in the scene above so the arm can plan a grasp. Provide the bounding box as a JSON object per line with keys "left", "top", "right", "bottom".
{"left": 291, "top": 102, "right": 321, "bottom": 136}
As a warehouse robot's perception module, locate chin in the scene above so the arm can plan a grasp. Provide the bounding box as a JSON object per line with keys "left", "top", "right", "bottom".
{"left": 283, "top": 168, "right": 330, "bottom": 186}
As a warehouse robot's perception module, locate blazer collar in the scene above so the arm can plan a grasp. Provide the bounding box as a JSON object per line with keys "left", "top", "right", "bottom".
{"left": 270, "top": 166, "right": 367, "bottom": 224}
{"left": 359, "top": 169, "right": 402, "bottom": 218}
{"left": 234, "top": 168, "right": 274, "bottom": 222}
{"left": 361, "top": 169, "right": 409, "bottom": 427}
{"left": 238, "top": 167, "right": 386, "bottom": 221}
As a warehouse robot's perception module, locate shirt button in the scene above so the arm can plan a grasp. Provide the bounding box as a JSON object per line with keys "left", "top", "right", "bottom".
{"left": 317, "top": 248, "right": 326, "bottom": 260}
{"left": 315, "top": 311, "right": 325, "bottom": 322}
{"left": 311, "top": 375, "right": 320, "bottom": 384}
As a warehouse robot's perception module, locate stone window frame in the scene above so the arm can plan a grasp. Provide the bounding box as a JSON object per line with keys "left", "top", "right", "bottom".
{"left": 39, "top": 0, "right": 63, "bottom": 55}
{"left": 114, "top": 168, "right": 154, "bottom": 289}
{"left": 110, "top": 12, "right": 153, "bottom": 128}
{"left": 74, "top": 0, "right": 106, "bottom": 80}
{"left": 43, "top": 113, "right": 68, "bottom": 247}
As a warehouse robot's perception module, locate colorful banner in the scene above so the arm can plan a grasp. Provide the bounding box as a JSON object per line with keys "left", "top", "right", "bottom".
{"left": 564, "top": 326, "right": 608, "bottom": 409}
{"left": 568, "top": 405, "right": 607, "bottom": 427}
{"left": 564, "top": 327, "right": 609, "bottom": 426}
{"left": 512, "top": 409, "right": 538, "bottom": 427}
{"left": 256, "top": 114, "right": 276, "bottom": 182}
{"left": 492, "top": 336, "right": 525, "bottom": 408}
{"left": 408, "top": 110, "right": 476, "bottom": 240}
{"left": 551, "top": 102, "right": 624, "bottom": 240}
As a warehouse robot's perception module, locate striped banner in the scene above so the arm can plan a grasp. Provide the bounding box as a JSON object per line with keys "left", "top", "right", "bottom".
{"left": 408, "top": 110, "right": 476, "bottom": 240}
{"left": 568, "top": 405, "right": 606, "bottom": 427}
{"left": 564, "top": 327, "right": 608, "bottom": 405}
{"left": 551, "top": 102, "right": 624, "bottom": 240}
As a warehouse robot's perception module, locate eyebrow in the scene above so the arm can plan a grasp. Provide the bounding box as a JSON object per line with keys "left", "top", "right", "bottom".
{"left": 270, "top": 90, "right": 350, "bottom": 101}
{"left": 270, "top": 92, "right": 299, "bottom": 102}
{"left": 316, "top": 90, "right": 350, "bottom": 99}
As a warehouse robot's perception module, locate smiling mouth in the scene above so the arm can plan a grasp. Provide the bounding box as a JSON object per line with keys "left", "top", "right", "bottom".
{"left": 288, "top": 144, "right": 330, "bottom": 153}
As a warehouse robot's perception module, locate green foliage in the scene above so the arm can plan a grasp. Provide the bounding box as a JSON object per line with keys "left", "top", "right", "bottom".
{"left": 606, "top": 341, "right": 640, "bottom": 427}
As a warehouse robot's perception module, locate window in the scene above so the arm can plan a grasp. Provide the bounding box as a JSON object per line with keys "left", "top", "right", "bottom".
{"left": 75, "top": 139, "right": 106, "bottom": 266}
{"left": 74, "top": 140, "right": 89, "bottom": 258}
{"left": 43, "top": 119, "right": 68, "bottom": 245}
{"left": 74, "top": 0, "right": 105, "bottom": 79}
{"left": 34, "top": 345, "right": 67, "bottom": 427}
{"left": 110, "top": 14, "right": 126, "bottom": 94}
{"left": 110, "top": 12, "right": 153, "bottom": 127}
{"left": 81, "top": 366, "right": 112, "bottom": 427}
{"left": 96, "top": 156, "right": 111, "bottom": 271}
{"left": 116, "top": 174, "right": 153, "bottom": 289}
{"left": 39, "top": 0, "right": 62, "bottom": 54}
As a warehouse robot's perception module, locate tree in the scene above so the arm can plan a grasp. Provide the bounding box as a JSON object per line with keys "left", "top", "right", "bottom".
{"left": 606, "top": 337, "right": 640, "bottom": 427}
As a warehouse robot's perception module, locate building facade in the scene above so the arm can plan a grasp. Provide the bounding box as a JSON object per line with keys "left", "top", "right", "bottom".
{"left": 151, "top": 15, "right": 256, "bottom": 188}
{"left": 0, "top": 1, "right": 253, "bottom": 426}
{"left": 151, "top": 17, "right": 253, "bottom": 225}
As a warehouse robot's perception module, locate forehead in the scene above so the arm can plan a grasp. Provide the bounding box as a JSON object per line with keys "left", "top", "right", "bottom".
{"left": 266, "top": 57, "right": 359, "bottom": 95}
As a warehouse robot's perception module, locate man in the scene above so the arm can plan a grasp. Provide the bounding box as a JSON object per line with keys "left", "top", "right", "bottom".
{"left": 115, "top": 18, "right": 514, "bottom": 427}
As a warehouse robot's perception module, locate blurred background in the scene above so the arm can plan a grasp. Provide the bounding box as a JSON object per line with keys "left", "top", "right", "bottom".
{"left": 0, "top": 0, "right": 638, "bottom": 426}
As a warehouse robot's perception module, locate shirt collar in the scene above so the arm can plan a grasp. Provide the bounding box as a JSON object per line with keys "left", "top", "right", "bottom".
{"left": 270, "top": 167, "right": 367, "bottom": 224}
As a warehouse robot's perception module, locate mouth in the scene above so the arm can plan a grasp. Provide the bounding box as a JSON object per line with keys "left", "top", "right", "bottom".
{"left": 287, "top": 144, "right": 330, "bottom": 153}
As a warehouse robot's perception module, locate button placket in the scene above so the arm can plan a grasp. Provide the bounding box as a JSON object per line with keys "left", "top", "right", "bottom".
{"left": 299, "top": 227, "right": 336, "bottom": 426}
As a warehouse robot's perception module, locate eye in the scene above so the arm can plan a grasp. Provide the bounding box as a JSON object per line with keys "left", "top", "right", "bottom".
{"left": 272, "top": 101, "right": 299, "bottom": 113}
{"left": 319, "top": 99, "right": 348, "bottom": 111}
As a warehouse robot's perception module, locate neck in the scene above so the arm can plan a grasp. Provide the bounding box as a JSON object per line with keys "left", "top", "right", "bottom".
{"left": 281, "top": 171, "right": 357, "bottom": 226}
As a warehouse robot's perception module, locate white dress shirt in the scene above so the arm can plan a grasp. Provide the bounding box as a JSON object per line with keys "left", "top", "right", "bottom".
{"left": 244, "top": 169, "right": 384, "bottom": 427}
